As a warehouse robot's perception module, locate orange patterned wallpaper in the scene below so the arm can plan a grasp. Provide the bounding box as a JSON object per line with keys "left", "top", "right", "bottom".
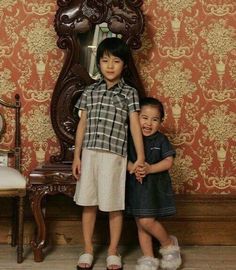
{"left": 0, "top": 1, "right": 235, "bottom": 194}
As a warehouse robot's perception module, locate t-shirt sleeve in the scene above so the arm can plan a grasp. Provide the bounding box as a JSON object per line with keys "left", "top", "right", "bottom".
{"left": 161, "top": 135, "right": 176, "bottom": 159}
{"left": 127, "top": 88, "right": 140, "bottom": 113}
{"left": 75, "top": 90, "right": 87, "bottom": 111}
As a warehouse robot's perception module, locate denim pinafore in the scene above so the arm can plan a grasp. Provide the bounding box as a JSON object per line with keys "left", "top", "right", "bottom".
{"left": 126, "top": 131, "right": 176, "bottom": 217}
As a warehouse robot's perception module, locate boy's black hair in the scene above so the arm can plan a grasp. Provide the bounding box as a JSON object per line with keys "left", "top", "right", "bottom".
{"left": 140, "top": 97, "right": 165, "bottom": 121}
{"left": 96, "top": 37, "right": 130, "bottom": 66}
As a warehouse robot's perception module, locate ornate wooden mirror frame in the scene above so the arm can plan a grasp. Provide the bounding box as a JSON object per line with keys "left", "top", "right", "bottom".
{"left": 51, "top": 0, "right": 145, "bottom": 163}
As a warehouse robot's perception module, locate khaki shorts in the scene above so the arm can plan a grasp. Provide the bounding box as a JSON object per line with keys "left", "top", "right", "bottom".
{"left": 73, "top": 149, "right": 127, "bottom": 212}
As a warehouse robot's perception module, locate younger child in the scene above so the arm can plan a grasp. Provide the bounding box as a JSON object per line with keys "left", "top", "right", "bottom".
{"left": 72, "top": 37, "right": 145, "bottom": 270}
{"left": 126, "top": 97, "right": 181, "bottom": 270}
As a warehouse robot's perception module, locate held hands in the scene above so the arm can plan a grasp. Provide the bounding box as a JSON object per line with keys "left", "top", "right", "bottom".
{"left": 134, "top": 162, "right": 151, "bottom": 183}
{"left": 72, "top": 157, "right": 81, "bottom": 181}
{"left": 129, "top": 160, "right": 151, "bottom": 183}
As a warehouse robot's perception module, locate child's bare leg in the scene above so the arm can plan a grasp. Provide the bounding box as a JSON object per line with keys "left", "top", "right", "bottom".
{"left": 138, "top": 217, "right": 172, "bottom": 247}
{"left": 82, "top": 206, "right": 97, "bottom": 253}
{"left": 136, "top": 218, "right": 154, "bottom": 257}
{"left": 78, "top": 206, "right": 97, "bottom": 268}
{"left": 138, "top": 218, "right": 182, "bottom": 269}
{"left": 108, "top": 210, "right": 123, "bottom": 255}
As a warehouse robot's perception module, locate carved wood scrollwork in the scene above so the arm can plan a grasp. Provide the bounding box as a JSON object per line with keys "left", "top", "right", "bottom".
{"left": 51, "top": 0, "right": 144, "bottom": 163}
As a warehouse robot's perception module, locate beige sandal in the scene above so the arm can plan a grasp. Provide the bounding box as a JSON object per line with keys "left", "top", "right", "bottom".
{"left": 106, "top": 254, "right": 122, "bottom": 270}
{"left": 77, "top": 253, "right": 94, "bottom": 270}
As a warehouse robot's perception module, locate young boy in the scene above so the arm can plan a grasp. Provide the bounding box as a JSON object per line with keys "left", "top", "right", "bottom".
{"left": 126, "top": 97, "right": 181, "bottom": 270}
{"left": 72, "top": 37, "right": 145, "bottom": 270}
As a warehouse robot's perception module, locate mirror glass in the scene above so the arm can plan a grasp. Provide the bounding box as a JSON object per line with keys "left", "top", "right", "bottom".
{"left": 78, "top": 22, "right": 121, "bottom": 80}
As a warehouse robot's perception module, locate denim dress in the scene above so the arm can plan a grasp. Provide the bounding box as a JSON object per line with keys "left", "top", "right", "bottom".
{"left": 126, "top": 131, "right": 176, "bottom": 217}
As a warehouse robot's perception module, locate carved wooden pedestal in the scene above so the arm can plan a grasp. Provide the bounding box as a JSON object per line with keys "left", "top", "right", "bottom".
{"left": 27, "top": 163, "right": 75, "bottom": 262}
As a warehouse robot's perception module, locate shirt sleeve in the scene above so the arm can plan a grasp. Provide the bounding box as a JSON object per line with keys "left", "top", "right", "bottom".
{"left": 161, "top": 135, "right": 176, "bottom": 159}
{"left": 75, "top": 90, "right": 87, "bottom": 111}
{"left": 127, "top": 88, "right": 140, "bottom": 113}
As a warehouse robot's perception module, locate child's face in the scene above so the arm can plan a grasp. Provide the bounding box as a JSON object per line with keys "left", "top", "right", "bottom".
{"left": 139, "top": 105, "right": 161, "bottom": 137}
{"left": 99, "top": 52, "right": 124, "bottom": 88}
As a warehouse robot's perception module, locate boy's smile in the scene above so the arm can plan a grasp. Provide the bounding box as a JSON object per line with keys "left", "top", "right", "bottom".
{"left": 99, "top": 53, "right": 124, "bottom": 89}
{"left": 139, "top": 105, "right": 161, "bottom": 137}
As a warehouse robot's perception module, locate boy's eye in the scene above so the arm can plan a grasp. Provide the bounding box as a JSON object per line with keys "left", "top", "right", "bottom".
{"left": 153, "top": 118, "right": 160, "bottom": 122}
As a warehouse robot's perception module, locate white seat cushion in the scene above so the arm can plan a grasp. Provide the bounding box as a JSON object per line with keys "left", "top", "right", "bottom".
{"left": 0, "top": 166, "right": 26, "bottom": 189}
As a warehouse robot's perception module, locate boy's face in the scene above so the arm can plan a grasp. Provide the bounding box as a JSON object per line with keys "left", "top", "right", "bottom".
{"left": 139, "top": 105, "right": 161, "bottom": 137}
{"left": 99, "top": 52, "right": 124, "bottom": 88}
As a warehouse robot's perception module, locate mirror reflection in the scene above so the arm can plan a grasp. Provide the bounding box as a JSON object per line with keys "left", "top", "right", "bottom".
{"left": 78, "top": 22, "right": 121, "bottom": 79}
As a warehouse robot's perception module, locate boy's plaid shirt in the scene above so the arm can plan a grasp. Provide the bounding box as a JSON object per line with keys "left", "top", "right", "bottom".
{"left": 75, "top": 78, "right": 140, "bottom": 156}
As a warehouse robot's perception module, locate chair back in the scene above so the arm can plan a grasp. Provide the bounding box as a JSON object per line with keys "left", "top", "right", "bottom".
{"left": 0, "top": 94, "right": 21, "bottom": 172}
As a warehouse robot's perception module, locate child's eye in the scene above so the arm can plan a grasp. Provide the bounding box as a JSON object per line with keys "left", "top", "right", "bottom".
{"left": 153, "top": 118, "right": 160, "bottom": 122}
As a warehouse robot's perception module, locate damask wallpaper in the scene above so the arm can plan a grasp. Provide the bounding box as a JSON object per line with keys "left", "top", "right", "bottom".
{"left": 0, "top": 1, "right": 235, "bottom": 194}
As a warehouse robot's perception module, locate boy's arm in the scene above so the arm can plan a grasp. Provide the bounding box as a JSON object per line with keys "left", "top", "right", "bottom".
{"left": 72, "top": 110, "right": 87, "bottom": 180}
{"left": 129, "top": 111, "right": 145, "bottom": 172}
{"left": 143, "top": 156, "right": 174, "bottom": 175}
{"left": 127, "top": 161, "right": 134, "bottom": 174}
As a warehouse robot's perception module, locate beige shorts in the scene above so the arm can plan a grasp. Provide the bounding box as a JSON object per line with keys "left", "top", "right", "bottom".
{"left": 73, "top": 149, "right": 127, "bottom": 212}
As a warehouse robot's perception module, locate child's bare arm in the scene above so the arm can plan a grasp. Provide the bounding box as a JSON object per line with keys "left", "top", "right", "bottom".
{"left": 129, "top": 111, "right": 145, "bottom": 172}
{"left": 72, "top": 110, "right": 87, "bottom": 180}
{"left": 142, "top": 156, "right": 174, "bottom": 176}
{"left": 127, "top": 161, "right": 134, "bottom": 174}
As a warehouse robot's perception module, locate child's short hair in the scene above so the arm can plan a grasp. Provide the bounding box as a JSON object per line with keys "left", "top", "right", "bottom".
{"left": 96, "top": 37, "right": 130, "bottom": 66}
{"left": 140, "top": 97, "right": 165, "bottom": 121}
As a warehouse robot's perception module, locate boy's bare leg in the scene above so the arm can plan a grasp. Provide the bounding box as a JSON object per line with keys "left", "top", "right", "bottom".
{"left": 107, "top": 210, "right": 123, "bottom": 269}
{"left": 82, "top": 206, "right": 97, "bottom": 253}
{"left": 79, "top": 206, "right": 97, "bottom": 267}
{"left": 136, "top": 218, "right": 154, "bottom": 257}
{"left": 138, "top": 217, "right": 172, "bottom": 247}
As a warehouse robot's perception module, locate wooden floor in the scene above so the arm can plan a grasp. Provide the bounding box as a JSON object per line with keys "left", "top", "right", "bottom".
{"left": 1, "top": 244, "right": 236, "bottom": 270}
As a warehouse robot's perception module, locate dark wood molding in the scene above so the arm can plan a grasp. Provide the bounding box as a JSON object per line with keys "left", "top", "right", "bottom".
{"left": 2, "top": 194, "right": 236, "bottom": 246}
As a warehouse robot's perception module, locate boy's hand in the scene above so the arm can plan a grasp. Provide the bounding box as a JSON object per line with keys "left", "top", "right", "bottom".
{"left": 134, "top": 165, "right": 145, "bottom": 182}
{"left": 134, "top": 162, "right": 152, "bottom": 182}
{"left": 72, "top": 157, "right": 81, "bottom": 180}
{"left": 130, "top": 159, "right": 144, "bottom": 183}
{"left": 130, "top": 159, "right": 145, "bottom": 173}
{"left": 128, "top": 159, "right": 146, "bottom": 183}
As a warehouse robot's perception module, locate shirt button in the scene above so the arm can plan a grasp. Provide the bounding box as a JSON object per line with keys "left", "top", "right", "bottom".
{"left": 97, "top": 135, "right": 99, "bottom": 138}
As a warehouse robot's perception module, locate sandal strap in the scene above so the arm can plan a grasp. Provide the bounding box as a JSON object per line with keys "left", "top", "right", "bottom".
{"left": 78, "top": 253, "right": 93, "bottom": 266}
{"left": 106, "top": 255, "right": 122, "bottom": 268}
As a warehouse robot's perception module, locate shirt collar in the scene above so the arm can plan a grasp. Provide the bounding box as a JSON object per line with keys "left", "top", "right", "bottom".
{"left": 95, "top": 77, "right": 125, "bottom": 92}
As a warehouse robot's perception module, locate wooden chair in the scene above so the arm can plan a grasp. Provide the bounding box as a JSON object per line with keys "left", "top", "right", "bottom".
{"left": 0, "top": 94, "right": 26, "bottom": 263}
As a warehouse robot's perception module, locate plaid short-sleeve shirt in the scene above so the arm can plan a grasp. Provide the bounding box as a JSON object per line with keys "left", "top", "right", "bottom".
{"left": 75, "top": 78, "right": 140, "bottom": 156}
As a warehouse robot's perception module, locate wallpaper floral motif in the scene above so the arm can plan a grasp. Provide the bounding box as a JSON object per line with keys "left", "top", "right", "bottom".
{"left": 0, "top": 0, "right": 235, "bottom": 194}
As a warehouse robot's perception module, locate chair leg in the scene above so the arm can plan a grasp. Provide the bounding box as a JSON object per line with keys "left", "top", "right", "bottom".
{"left": 11, "top": 198, "right": 18, "bottom": 247}
{"left": 17, "top": 196, "right": 24, "bottom": 263}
